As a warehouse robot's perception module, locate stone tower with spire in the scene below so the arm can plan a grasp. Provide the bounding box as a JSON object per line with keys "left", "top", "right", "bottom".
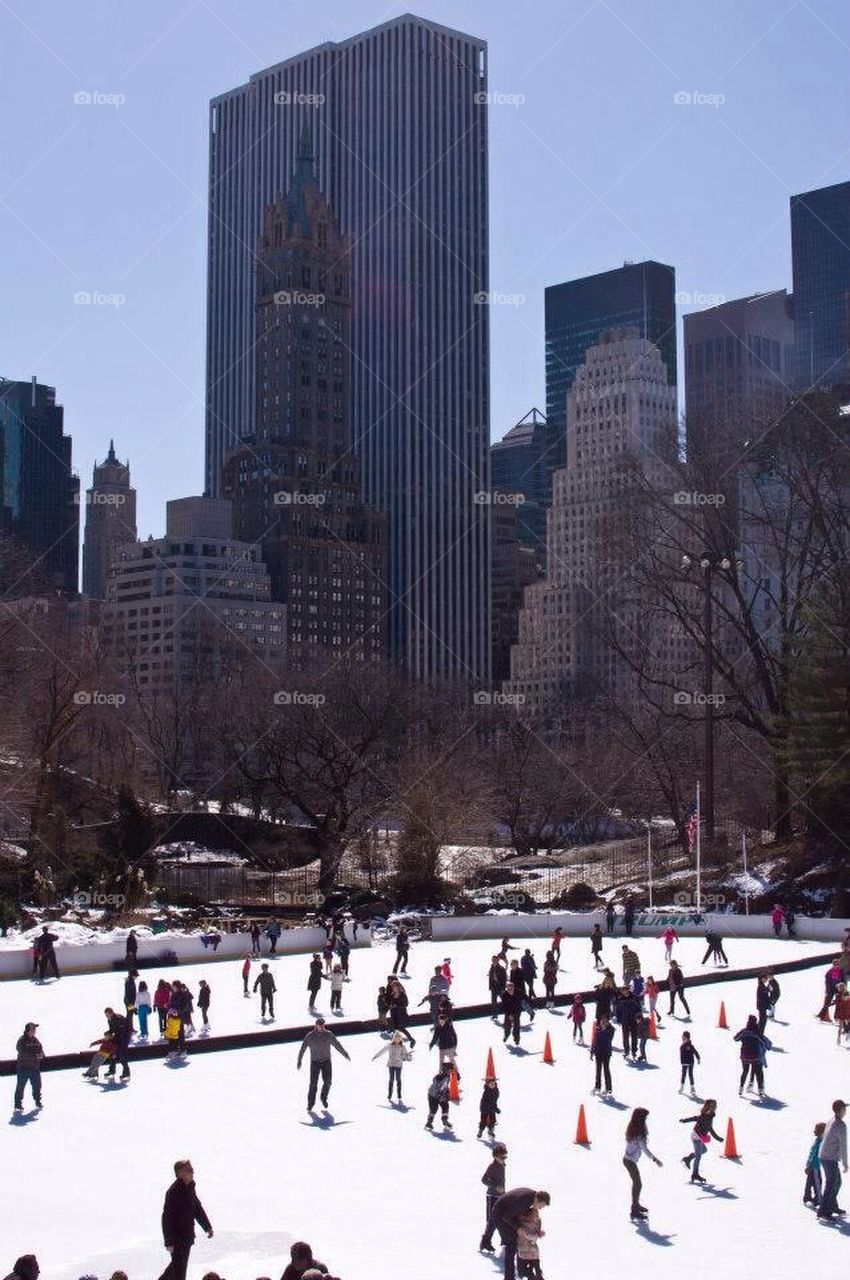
{"left": 82, "top": 440, "right": 137, "bottom": 599}
{"left": 222, "top": 130, "right": 387, "bottom": 665}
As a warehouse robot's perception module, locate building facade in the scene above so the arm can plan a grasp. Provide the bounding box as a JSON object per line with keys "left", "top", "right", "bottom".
{"left": 506, "top": 329, "right": 677, "bottom": 715}
{"left": 0, "top": 376, "right": 79, "bottom": 595}
{"left": 491, "top": 496, "right": 538, "bottom": 685}
{"left": 490, "top": 407, "right": 549, "bottom": 568}
{"left": 103, "top": 497, "right": 285, "bottom": 690}
{"left": 221, "top": 139, "right": 386, "bottom": 666}
{"left": 206, "top": 13, "right": 490, "bottom": 681}
{"left": 791, "top": 179, "right": 850, "bottom": 391}
{"left": 544, "top": 261, "right": 677, "bottom": 477}
{"left": 82, "top": 441, "right": 138, "bottom": 599}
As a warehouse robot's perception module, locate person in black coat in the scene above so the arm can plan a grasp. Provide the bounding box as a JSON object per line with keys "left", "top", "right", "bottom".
{"left": 590, "top": 1015, "right": 615, "bottom": 1094}
{"left": 520, "top": 950, "right": 538, "bottom": 1000}
{"left": 280, "top": 1241, "right": 328, "bottom": 1279}
{"left": 478, "top": 1077, "right": 500, "bottom": 1138}
{"left": 197, "top": 980, "right": 211, "bottom": 1027}
{"left": 2, "top": 1256, "right": 39, "bottom": 1280}
{"left": 253, "top": 964, "right": 276, "bottom": 1020}
{"left": 124, "top": 971, "right": 138, "bottom": 1031}
{"left": 125, "top": 929, "right": 138, "bottom": 967}
{"left": 104, "top": 1007, "right": 131, "bottom": 1079}
{"left": 158, "top": 1159, "right": 213, "bottom": 1280}
{"left": 501, "top": 982, "right": 522, "bottom": 1046}
{"left": 393, "top": 927, "right": 410, "bottom": 974}
{"left": 623, "top": 901, "right": 635, "bottom": 937}
{"left": 480, "top": 1187, "right": 550, "bottom": 1280}
{"left": 487, "top": 957, "right": 507, "bottom": 1018}
{"left": 429, "top": 1013, "right": 459, "bottom": 1072}
{"left": 387, "top": 979, "right": 415, "bottom": 1046}
{"left": 36, "top": 928, "right": 59, "bottom": 980}
{"left": 307, "top": 954, "right": 323, "bottom": 1010}
{"left": 667, "top": 961, "right": 691, "bottom": 1017}
{"left": 614, "top": 988, "right": 640, "bottom": 1058}
{"left": 594, "top": 977, "right": 615, "bottom": 1022}
{"left": 606, "top": 903, "right": 616, "bottom": 933}
{"left": 479, "top": 1143, "right": 508, "bottom": 1239}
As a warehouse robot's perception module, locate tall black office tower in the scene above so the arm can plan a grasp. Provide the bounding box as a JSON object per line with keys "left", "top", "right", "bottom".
{"left": 206, "top": 14, "right": 490, "bottom": 681}
{"left": 791, "top": 180, "right": 850, "bottom": 391}
{"left": 544, "top": 261, "right": 677, "bottom": 476}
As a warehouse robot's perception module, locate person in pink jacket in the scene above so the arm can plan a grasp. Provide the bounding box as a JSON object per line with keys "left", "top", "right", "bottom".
{"left": 659, "top": 927, "right": 679, "bottom": 961}
{"left": 771, "top": 904, "right": 785, "bottom": 937}
{"left": 153, "top": 979, "right": 172, "bottom": 1036}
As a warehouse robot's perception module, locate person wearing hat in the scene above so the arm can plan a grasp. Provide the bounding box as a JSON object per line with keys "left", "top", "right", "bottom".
{"left": 479, "top": 1143, "right": 508, "bottom": 1247}
{"left": 296, "top": 1017, "right": 350, "bottom": 1110}
{"left": 13, "top": 1023, "right": 43, "bottom": 1112}
{"left": 2, "top": 1255, "right": 39, "bottom": 1280}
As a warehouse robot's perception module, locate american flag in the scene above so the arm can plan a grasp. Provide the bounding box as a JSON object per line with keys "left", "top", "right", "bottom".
{"left": 684, "top": 799, "right": 700, "bottom": 852}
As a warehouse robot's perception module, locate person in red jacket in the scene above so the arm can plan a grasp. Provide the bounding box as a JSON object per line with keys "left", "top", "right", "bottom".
{"left": 834, "top": 983, "right": 850, "bottom": 1043}
{"left": 154, "top": 980, "right": 172, "bottom": 1036}
{"left": 241, "top": 954, "right": 252, "bottom": 997}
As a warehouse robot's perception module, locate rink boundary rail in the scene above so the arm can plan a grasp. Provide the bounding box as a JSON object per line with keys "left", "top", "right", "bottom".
{"left": 0, "top": 946, "right": 840, "bottom": 1077}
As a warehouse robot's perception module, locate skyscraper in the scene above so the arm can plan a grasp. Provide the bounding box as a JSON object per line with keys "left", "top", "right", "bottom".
{"left": 490, "top": 408, "right": 549, "bottom": 564}
{"left": 82, "top": 441, "right": 137, "bottom": 599}
{"left": 206, "top": 14, "right": 490, "bottom": 681}
{"left": 222, "top": 139, "right": 386, "bottom": 666}
{"left": 790, "top": 179, "right": 850, "bottom": 391}
{"left": 544, "top": 261, "right": 677, "bottom": 474}
{"left": 0, "top": 376, "right": 79, "bottom": 595}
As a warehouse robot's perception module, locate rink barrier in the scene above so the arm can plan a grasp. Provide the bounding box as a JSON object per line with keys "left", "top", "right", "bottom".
{"left": 429, "top": 911, "right": 850, "bottom": 944}
{"left": 0, "top": 922, "right": 371, "bottom": 981}
{"left": 0, "top": 944, "right": 840, "bottom": 1078}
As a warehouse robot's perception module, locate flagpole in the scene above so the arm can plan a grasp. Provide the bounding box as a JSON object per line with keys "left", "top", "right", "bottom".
{"left": 647, "top": 824, "right": 653, "bottom": 910}
{"left": 742, "top": 830, "right": 749, "bottom": 915}
{"left": 695, "top": 780, "right": 702, "bottom": 914}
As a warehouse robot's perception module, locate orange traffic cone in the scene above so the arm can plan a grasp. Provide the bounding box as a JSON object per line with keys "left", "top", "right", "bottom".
{"left": 542, "top": 1031, "right": 555, "bottom": 1064}
{"left": 448, "top": 1067, "right": 461, "bottom": 1103}
{"left": 722, "top": 1117, "right": 740, "bottom": 1159}
{"left": 648, "top": 1012, "right": 658, "bottom": 1040}
{"left": 484, "top": 1047, "right": 497, "bottom": 1079}
{"left": 718, "top": 1001, "right": 728, "bottom": 1029}
{"left": 574, "top": 1103, "right": 590, "bottom": 1145}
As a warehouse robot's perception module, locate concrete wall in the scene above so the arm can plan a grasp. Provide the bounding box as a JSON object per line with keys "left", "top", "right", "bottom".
{"left": 0, "top": 922, "right": 370, "bottom": 981}
{"left": 430, "top": 911, "right": 850, "bottom": 945}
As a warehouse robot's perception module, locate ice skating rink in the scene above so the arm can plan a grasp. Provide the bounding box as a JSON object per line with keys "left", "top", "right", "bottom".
{"left": 1, "top": 931, "right": 848, "bottom": 1277}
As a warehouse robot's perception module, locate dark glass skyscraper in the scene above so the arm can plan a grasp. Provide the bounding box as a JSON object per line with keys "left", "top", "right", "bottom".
{"left": 544, "top": 261, "right": 677, "bottom": 471}
{"left": 490, "top": 408, "right": 549, "bottom": 562}
{"left": 791, "top": 180, "right": 850, "bottom": 391}
{"left": 0, "top": 377, "right": 79, "bottom": 595}
{"left": 206, "top": 14, "right": 490, "bottom": 681}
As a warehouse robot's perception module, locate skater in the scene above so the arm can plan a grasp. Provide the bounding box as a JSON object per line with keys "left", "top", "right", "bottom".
{"left": 520, "top": 949, "right": 538, "bottom": 1001}
{"left": 372, "top": 1029, "right": 412, "bottom": 1101}
{"left": 336, "top": 934, "right": 351, "bottom": 980}
{"left": 425, "top": 1063, "right": 452, "bottom": 1130}
{"left": 804, "top": 1121, "right": 826, "bottom": 1208}
{"left": 817, "top": 959, "right": 843, "bottom": 1019}
{"left": 623, "top": 900, "right": 635, "bottom": 937}
{"left": 441, "top": 956, "right": 453, "bottom": 985}
{"left": 478, "top": 1074, "right": 500, "bottom": 1137}
{"left": 307, "top": 953, "right": 323, "bottom": 1011}
{"left": 197, "top": 980, "right": 211, "bottom": 1028}
{"left": 250, "top": 921, "right": 261, "bottom": 957}
{"left": 241, "top": 954, "right": 252, "bottom": 997}
{"left": 509, "top": 960, "right": 535, "bottom": 1023}
{"left": 679, "top": 1031, "right": 700, "bottom": 1092}
{"left": 83, "top": 1029, "right": 116, "bottom": 1079}
{"left": 765, "top": 972, "right": 781, "bottom": 1020}
{"left": 124, "top": 970, "right": 138, "bottom": 1030}
{"left": 419, "top": 965, "right": 451, "bottom": 1023}
{"left": 634, "top": 1008, "right": 649, "bottom": 1062}
{"left": 488, "top": 956, "right": 507, "bottom": 1018}
{"left": 253, "top": 964, "right": 276, "bottom": 1020}
{"left": 104, "top": 1007, "right": 131, "bottom": 1080}
{"left": 297, "top": 1017, "right": 350, "bottom": 1110}
{"left": 280, "top": 1241, "right": 329, "bottom": 1279}
{"left": 605, "top": 902, "right": 616, "bottom": 934}
{"left": 834, "top": 983, "right": 850, "bottom": 1043}
{"left": 659, "top": 926, "right": 679, "bottom": 962}
{"left": 621, "top": 945, "right": 640, "bottom": 987}
{"left": 158, "top": 1159, "right": 213, "bottom": 1280}
{"left": 480, "top": 1143, "right": 508, "bottom": 1242}
{"left": 771, "top": 903, "right": 784, "bottom": 937}
{"left": 321, "top": 936, "right": 334, "bottom": 976}
{"left": 171, "top": 981, "right": 194, "bottom": 1036}
{"left": 645, "top": 975, "right": 661, "bottom": 1026}
{"left": 499, "top": 937, "right": 518, "bottom": 960}
{"left": 590, "top": 1013, "right": 615, "bottom": 1094}
{"left": 502, "top": 981, "right": 522, "bottom": 1046}
{"left": 37, "top": 927, "right": 59, "bottom": 980}
{"left": 756, "top": 975, "right": 772, "bottom": 1034}
{"left": 327, "top": 963, "right": 345, "bottom": 1013}
{"left": 266, "top": 916, "right": 281, "bottom": 955}
{"left": 429, "top": 1011, "right": 460, "bottom": 1072}
{"left": 734, "top": 1014, "right": 772, "bottom": 1096}
{"left": 393, "top": 926, "right": 410, "bottom": 975}
{"left": 136, "top": 981, "right": 152, "bottom": 1038}
{"left": 623, "top": 1108, "right": 662, "bottom": 1219}
{"left": 667, "top": 960, "right": 691, "bottom": 1017}
{"left": 615, "top": 986, "right": 640, "bottom": 1059}
{"left": 125, "top": 929, "right": 138, "bottom": 968}
{"left": 568, "top": 994, "right": 586, "bottom": 1042}
{"left": 387, "top": 978, "right": 415, "bottom": 1046}
{"left": 516, "top": 1202, "right": 545, "bottom": 1279}
{"left": 785, "top": 906, "right": 797, "bottom": 938}
{"left": 164, "top": 1007, "right": 184, "bottom": 1057}
{"left": 480, "top": 1189, "right": 550, "bottom": 1280}
{"left": 376, "top": 984, "right": 390, "bottom": 1031}
{"left": 551, "top": 926, "right": 564, "bottom": 957}
{"left": 2, "top": 1257, "right": 39, "bottom": 1280}
{"left": 680, "top": 1100, "right": 722, "bottom": 1183}
{"left": 154, "top": 980, "right": 172, "bottom": 1035}
{"left": 13, "top": 1023, "right": 43, "bottom": 1111}
{"left": 594, "top": 972, "right": 616, "bottom": 1022}
{"left": 542, "top": 952, "right": 558, "bottom": 1008}
{"left": 590, "top": 924, "right": 604, "bottom": 969}
{"left": 817, "top": 1099, "right": 848, "bottom": 1220}
{"left": 701, "top": 929, "right": 728, "bottom": 966}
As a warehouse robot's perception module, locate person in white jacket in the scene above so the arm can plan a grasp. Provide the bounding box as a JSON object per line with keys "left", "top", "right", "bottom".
{"left": 372, "top": 1030, "right": 412, "bottom": 1102}
{"left": 623, "top": 1107, "right": 663, "bottom": 1220}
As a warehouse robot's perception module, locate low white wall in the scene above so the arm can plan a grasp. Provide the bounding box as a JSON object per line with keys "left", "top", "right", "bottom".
{"left": 431, "top": 911, "right": 850, "bottom": 945}
{"left": 0, "top": 922, "right": 370, "bottom": 981}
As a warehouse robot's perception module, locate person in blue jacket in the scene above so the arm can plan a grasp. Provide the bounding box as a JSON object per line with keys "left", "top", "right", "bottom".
{"left": 734, "top": 1015, "right": 772, "bottom": 1096}
{"left": 804, "top": 1121, "right": 826, "bottom": 1208}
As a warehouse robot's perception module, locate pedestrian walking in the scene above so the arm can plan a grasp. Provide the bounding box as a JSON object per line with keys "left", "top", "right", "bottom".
{"left": 680, "top": 1099, "right": 722, "bottom": 1183}
{"left": 322, "top": 938, "right": 334, "bottom": 976}
{"left": 590, "top": 1014, "right": 615, "bottom": 1094}
{"left": 679, "top": 1031, "right": 700, "bottom": 1093}
{"left": 157, "top": 1159, "right": 213, "bottom": 1280}
{"left": 590, "top": 924, "right": 604, "bottom": 969}
{"left": 480, "top": 1144, "right": 508, "bottom": 1242}
{"left": 734, "top": 1015, "right": 772, "bottom": 1096}
{"left": 372, "top": 1030, "right": 412, "bottom": 1102}
{"left": 125, "top": 929, "right": 138, "bottom": 968}
{"left": 817, "top": 1099, "right": 848, "bottom": 1220}
{"left": 13, "top": 1023, "right": 43, "bottom": 1111}
{"left": 197, "top": 980, "right": 211, "bottom": 1028}
{"left": 306, "top": 953, "right": 323, "bottom": 1011}
{"left": 834, "top": 983, "right": 850, "bottom": 1043}
{"left": 253, "top": 964, "right": 276, "bottom": 1020}
{"left": 567, "top": 994, "right": 586, "bottom": 1043}
{"left": 765, "top": 972, "right": 781, "bottom": 1020}
{"left": 480, "top": 1189, "right": 550, "bottom": 1280}
{"left": 667, "top": 960, "right": 691, "bottom": 1018}
{"left": 623, "top": 1108, "right": 662, "bottom": 1220}
{"left": 756, "top": 975, "right": 772, "bottom": 1034}
{"left": 297, "top": 1017, "right": 350, "bottom": 1110}
{"left": 136, "top": 981, "right": 152, "bottom": 1038}
{"left": 804, "top": 1121, "right": 826, "bottom": 1208}
{"left": 478, "top": 1075, "right": 500, "bottom": 1138}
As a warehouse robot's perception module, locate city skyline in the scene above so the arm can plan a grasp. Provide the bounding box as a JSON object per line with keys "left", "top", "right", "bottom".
{"left": 2, "top": 1, "right": 847, "bottom": 542}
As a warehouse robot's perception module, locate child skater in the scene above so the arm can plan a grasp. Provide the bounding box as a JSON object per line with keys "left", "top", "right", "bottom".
{"left": 372, "top": 1029, "right": 412, "bottom": 1102}
{"left": 242, "top": 953, "right": 252, "bottom": 997}
{"left": 164, "top": 1007, "right": 184, "bottom": 1058}
{"left": 328, "top": 962, "right": 345, "bottom": 1013}
{"left": 645, "top": 975, "right": 661, "bottom": 1027}
{"left": 83, "top": 1031, "right": 116, "bottom": 1080}
{"left": 516, "top": 1203, "right": 545, "bottom": 1279}
{"left": 441, "top": 957, "right": 453, "bottom": 985}
{"left": 478, "top": 1074, "right": 501, "bottom": 1138}
{"left": 568, "top": 994, "right": 586, "bottom": 1043}
{"left": 679, "top": 1031, "right": 700, "bottom": 1093}
{"left": 680, "top": 1099, "right": 723, "bottom": 1183}
{"left": 136, "top": 981, "right": 152, "bottom": 1039}
{"left": 804, "top": 1121, "right": 826, "bottom": 1208}
{"left": 479, "top": 1144, "right": 508, "bottom": 1251}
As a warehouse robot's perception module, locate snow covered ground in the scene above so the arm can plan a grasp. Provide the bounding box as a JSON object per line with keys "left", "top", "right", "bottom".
{"left": 1, "top": 933, "right": 848, "bottom": 1278}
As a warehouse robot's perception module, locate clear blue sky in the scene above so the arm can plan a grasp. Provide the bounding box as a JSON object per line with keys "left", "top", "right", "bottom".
{"left": 1, "top": 0, "right": 847, "bottom": 539}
